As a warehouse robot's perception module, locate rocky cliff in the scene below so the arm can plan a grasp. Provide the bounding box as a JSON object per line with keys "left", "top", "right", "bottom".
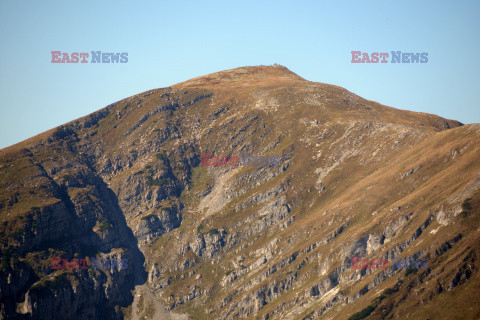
{"left": 1, "top": 65, "right": 479, "bottom": 319}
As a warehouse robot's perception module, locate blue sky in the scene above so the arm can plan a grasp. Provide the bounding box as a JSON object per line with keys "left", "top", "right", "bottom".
{"left": 1, "top": 0, "right": 479, "bottom": 149}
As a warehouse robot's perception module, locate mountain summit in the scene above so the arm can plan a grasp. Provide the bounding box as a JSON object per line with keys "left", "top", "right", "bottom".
{"left": 174, "top": 65, "right": 306, "bottom": 88}
{"left": 0, "top": 66, "right": 479, "bottom": 320}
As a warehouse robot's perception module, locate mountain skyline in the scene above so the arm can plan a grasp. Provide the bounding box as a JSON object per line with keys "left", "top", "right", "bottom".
{"left": 1, "top": 65, "right": 479, "bottom": 319}
{"left": 1, "top": 1, "right": 479, "bottom": 149}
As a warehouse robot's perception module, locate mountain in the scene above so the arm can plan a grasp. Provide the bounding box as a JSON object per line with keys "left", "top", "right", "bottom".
{"left": 0, "top": 65, "right": 479, "bottom": 320}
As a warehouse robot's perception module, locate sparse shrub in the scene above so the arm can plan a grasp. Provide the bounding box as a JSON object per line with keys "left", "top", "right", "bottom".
{"left": 0, "top": 255, "right": 10, "bottom": 271}
{"left": 29, "top": 190, "right": 36, "bottom": 194}
{"left": 462, "top": 198, "right": 472, "bottom": 211}
{"left": 405, "top": 268, "right": 417, "bottom": 276}
{"left": 30, "top": 275, "right": 65, "bottom": 293}
{"left": 372, "top": 294, "right": 386, "bottom": 304}
{"left": 30, "top": 282, "right": 47, "bottom": 292}
{"left": 134, "top": 170, "right": 144, "bottom": 175}
{"left": 97, "top": 217, "right": 112, "bottom": 232}
{"left": 141, "top": 214, "right": 155, "bottom": 221}
{"left": 348, "top": 305, "right": 375, "bottom": 320}
{"left": 208, "top": 228, "right": 219, "bottom": 235}
{"left": 10, "top": 227, "right": 25, "bottom": 240}
{"left": 197, "top": 224, "right": 204, "bottom": 235}
{"left": 45, "top": 276, "right": 64, "bottom": 290}
{"left": 383, "top": 287, "right": 396, "bottom": 295}
{"left": 156, "top": 153, "right": 167, "bottom": 160}
{"left": 146, "top": 176, "right": 166, "bottom": 187}
{"left": 63, "top": 175, "right": 73, "bottom": 181}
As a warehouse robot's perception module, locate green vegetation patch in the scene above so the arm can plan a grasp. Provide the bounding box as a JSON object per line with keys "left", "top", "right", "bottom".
{"left": 97, "top": 216, "right": 113, "bottom": 232}
{"left": 208, "top": 228, "right": 219, "bottom": 235}
{"left": 156, "top": 152, "right": 167, "bottom": 160}
{"left": 348, "top": 305, "right": 375, "bottom": 320}
{"left": 405, "top": 267, "right": 418, "bottom": 276}
{"left": 146, "top": 176, "right": 167, "bottom": 187}
{"left": 30, "top": 273, "right": 67, "bottom": 293}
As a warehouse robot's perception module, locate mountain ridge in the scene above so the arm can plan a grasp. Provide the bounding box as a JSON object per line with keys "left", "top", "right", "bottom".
{"left": 0, "top": 65, "right": 463, "bottom": 156}
{"left": 0, "top": 66, "right": 478, "bottom": 320}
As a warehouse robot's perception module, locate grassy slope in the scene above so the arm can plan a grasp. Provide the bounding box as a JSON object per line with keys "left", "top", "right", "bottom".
{"left": 0, "top": 65, "right": 478, "bottom": 319}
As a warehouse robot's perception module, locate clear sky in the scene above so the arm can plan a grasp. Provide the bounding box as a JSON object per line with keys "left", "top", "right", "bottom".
{"left": 1, "top": 0, "right": 479, "bottom": 149}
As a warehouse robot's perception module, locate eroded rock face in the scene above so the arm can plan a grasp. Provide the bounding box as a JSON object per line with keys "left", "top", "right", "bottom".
{"left": 19, "top": 250, "right": 135, "bottom": 320}
{"left": 0, "top": 137, "right": 147, "bottom": 319}
{"left": 1, "top": 66, "right": 479, "bottom": 320}
{"left": 134, "top": 205, "right": 182, "bottom": 244}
